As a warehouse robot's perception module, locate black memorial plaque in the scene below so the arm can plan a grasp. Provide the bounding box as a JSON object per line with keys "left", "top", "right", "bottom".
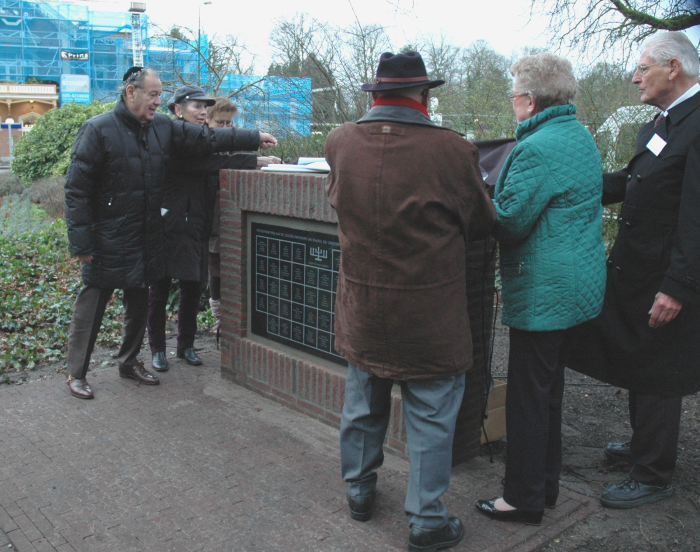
{"left": 251, "top": 223, "right": 345, "bottom": 364}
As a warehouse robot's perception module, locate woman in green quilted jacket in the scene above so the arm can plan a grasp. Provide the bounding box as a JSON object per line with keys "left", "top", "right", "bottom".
{"left": 476, "top": 53, "right": 606, "bottom": 525}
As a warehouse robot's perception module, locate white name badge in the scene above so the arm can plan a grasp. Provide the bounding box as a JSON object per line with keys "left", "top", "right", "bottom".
{"left": 646, "top": 133, "right": 667, "bottom": 156}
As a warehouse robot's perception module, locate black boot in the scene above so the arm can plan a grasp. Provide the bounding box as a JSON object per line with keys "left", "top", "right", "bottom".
{"left": 152, "top": 351, "right": 169, "bottom": 372}
{"left": 177, "top": 347, "right": 202, "bottom": 365}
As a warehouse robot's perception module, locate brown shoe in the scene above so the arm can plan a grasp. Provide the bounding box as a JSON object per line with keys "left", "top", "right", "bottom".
{"left": 119, "top": 360, "right": 160, "bottom": 385}
{"left": 66, "top": 375, "right": 94, "bottom": 399}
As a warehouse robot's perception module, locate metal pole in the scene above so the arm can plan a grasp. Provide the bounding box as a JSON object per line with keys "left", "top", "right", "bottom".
{"left": 197, "top": 2, "right": 212, "bottom": 87}
{"left": 197, "top": 6, "right": 201, "bottom": 86}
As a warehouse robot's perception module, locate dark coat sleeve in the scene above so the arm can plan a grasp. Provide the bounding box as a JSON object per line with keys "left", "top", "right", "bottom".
{"left": 64, "top": 122, "right": 105, "bottom": 257}
{"left": 173, "top": 152, "right": 258, "bottom": 176}
{"left": 461, "top": 144, "right": 496, "bottom": 242}
{"left": 169, "top": 120, "right": 261, "bottom": 157}
{"left": 602, "top": 170, "right": 628, "bottom": 205}
{"left": 660, "top": 139, "right": 700, "bottom": 304}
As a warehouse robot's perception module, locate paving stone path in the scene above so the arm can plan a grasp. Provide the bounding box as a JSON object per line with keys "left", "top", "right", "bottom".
{"left": 0, "top": 349, "right": 597, "bottom": 552}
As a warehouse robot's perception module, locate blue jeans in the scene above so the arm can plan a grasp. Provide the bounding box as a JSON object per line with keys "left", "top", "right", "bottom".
{"left": 340, "top": 363, "right": 465, "bottom": 529}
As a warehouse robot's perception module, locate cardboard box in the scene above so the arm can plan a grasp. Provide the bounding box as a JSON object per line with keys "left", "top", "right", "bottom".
{"left": 481, "top": 380, "right": 506, "bottom": 444}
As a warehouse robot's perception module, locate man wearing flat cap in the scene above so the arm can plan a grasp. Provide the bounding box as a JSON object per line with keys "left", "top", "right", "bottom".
{"left": 63, "top": 68, "right": 277, "bottom": 399}
{"left": 326, "top": 51, "right": 495, "bottom": 550}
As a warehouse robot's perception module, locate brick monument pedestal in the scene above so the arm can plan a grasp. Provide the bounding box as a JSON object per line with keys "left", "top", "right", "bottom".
{"left": 219, "top": 169, "right": 495, "bottom": 462}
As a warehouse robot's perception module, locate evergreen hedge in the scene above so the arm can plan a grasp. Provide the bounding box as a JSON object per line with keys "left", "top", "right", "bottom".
{"left": 11, "top": 101, "right": 114, "bottom": 184}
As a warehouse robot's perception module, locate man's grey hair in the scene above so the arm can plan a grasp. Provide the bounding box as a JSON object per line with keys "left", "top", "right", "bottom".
{"left": 642, "top": 32, "right": 699, "bottom": 79}
{"left": 119, "top": 68, "right": 158, "bottom": 98}
{"left": 511, "top": 53, "right": 578, "bottom": 110}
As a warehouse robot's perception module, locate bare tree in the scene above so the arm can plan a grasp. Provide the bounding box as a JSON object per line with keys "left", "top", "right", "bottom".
{"left": 334, "top": 21, "right": 393, "bottom": 119}
{"left": 530, "top": 0, "right": 700, "bottom": 62}
{"left": 576, "top": 62, "right": 640, "bottom": 131}
{"left": 268, "top": 13, "right": 336, "bottom": 83}
{"left": 432, "top": 40, "right": 514, "bottom": 138}
{"left": 268, "top": 14, "right": 345, "bottom": 127}
{"left": 148, "top": 24, "right": 257, "bottom": 96}
{"left": 421, "top": 33, "right": 460, "bottom": 83}
{"left": 267, "top": 14, "right": 396, "bottom": 126}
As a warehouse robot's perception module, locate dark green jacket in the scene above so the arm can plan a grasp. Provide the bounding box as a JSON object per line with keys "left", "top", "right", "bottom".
{"left": 493, "top": 104, "right": 606, "bottom": 331}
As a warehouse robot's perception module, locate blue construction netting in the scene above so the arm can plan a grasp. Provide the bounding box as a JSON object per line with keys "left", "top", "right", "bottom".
{"left": 0, "top": 0, "right": 145, "bottom": 100}
{"left": 220, "top": 74, "right": 312, "bottom": 137}
{"left": 1, "top": 0, "right": 311, "bottom": 134}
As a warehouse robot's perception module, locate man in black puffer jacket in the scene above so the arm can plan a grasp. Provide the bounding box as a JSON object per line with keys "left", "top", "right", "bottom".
{"left": 63, "top": 67, "right": 277, "bottom": 399}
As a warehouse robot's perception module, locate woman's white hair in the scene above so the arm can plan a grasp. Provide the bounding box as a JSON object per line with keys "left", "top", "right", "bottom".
{"left": 642, "top": 31, "right": 699, "bottom": 79}
{"left": 511, "top": 53, "right": 578, "bottom": 110}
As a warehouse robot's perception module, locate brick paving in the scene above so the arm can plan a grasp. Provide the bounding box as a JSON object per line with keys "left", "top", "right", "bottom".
{"left": 0, "top": 346, "right": 599, "bottom": 552}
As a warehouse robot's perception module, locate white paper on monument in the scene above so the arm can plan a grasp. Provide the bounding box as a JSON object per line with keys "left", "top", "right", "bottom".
{"left": 646, "top": 134, "right": 667, "bottom": 156}
{"left": 261, "top": 160, "right": 330, "bottom": 173}
{"left": 298, "top": 157, "right": 326, "bottom": 165}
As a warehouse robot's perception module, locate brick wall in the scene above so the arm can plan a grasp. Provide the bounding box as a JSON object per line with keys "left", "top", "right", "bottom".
{"left": 219, "top": 169, "right": 495, "bottom": 461}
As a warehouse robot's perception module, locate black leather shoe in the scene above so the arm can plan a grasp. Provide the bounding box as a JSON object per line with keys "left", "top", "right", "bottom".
{"left": 152, "top": 351, "right": 169, "bottom": 372}
{"left": 604, "top": 442, "right": 632, "bottom": 464}
{"left": 501, "top": 478, "right": 557, "bottom": 508}
{"left": 475, "top": 498, "right": 543, "bottom": 525}
{"left": 347, "top": 492, "right": 374, "bottom": 522}
{"left": 177, "top": 347, "right": 202, "bottom": 365}
{"left": 600, "top": 476, "right": 672, "bottom": 509}
{"left": 409, "top": 517, "right": 464, "bottom": 552}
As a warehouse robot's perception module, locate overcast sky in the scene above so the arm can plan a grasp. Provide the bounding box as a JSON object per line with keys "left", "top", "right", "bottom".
{"left": 76, "top": 0, "right": 699, "bottom": 74}
{"left": 78, "top": 0, "right": 552, "bottom": 73}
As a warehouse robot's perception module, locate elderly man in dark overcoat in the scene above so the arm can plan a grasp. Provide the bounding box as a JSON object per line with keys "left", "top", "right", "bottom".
{"left": 64, "top": 67, "right": 277, "bottom": 399}
{"left": 569, "top": 31, "right": 700, "bottom": 509}
{"left": 325, "top": 51, "right": 495, "bottom": 551}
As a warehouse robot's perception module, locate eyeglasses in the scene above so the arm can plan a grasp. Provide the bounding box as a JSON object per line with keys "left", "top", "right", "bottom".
{"left": 508, "top": 92, "right": 530, "bottom": 103}
{"left": 635, "top": 62, "right": 660, "bottom": 76}
{"left": 213, "top": 119, "right": 234, "bottom": 127}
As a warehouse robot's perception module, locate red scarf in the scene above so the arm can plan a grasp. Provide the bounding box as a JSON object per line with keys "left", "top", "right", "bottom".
{"left": 372, "top": 95, "right": 429, "bottom": 117}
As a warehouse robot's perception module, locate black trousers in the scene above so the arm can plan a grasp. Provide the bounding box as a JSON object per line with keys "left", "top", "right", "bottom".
{"left": 503, "top": 326, "right": 574, "bottom": 512}
{"left": 629, "top": 391, "right": 682, "bottom": 487}
{"left": 66, "top": 285, "right": 148, "bottom": 379}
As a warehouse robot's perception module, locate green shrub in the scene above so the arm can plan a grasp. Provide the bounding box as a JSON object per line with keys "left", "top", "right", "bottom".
{"left": 273, "top": 133, "right": 327, "bottom": 164}
{"left": 28, "top": 177, "right": 66, "bottom": 219}
{"left": 11, "top": 101, "right": 114, "bottom": 184}
{"left": 0, "top": 220, "right": 122, "bottom": 373}
{"left": 0, "top": 172, "right": 23, "bottom": 196}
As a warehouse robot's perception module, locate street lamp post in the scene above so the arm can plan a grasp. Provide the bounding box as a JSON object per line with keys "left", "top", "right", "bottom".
{"left": 197, "top": 1, "right": 212, "bottom": 86}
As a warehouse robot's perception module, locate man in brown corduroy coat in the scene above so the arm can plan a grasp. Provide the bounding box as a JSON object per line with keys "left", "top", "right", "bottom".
{"left": 325, "top": 51, "right": 495, "bottom": 552}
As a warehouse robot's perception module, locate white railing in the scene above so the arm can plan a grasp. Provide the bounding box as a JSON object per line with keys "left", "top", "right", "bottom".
{"left": 0, "top": 84, "right": 58, "bottom": 95}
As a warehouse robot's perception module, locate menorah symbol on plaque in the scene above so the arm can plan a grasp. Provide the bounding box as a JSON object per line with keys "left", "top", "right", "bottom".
{"left": 310, "top": 247, "right": 328, "bottom": 262}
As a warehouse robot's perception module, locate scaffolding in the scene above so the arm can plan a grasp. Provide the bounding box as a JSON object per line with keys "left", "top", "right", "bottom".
{"left": 0, "top": 0, "right": 311, "bottom": 133}
{"left": 221, "top": 74, "right": 312, "bottom": 136}
{"left": 0, "top": 1, "right": 141, "bottom": 99}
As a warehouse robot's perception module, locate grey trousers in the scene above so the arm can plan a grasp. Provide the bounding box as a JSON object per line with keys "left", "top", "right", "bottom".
{"left": 340, "top": 363, "right": 465, "bottom": 530}
{"left": 66, "top": 285, "right": 148, "bottom": 379}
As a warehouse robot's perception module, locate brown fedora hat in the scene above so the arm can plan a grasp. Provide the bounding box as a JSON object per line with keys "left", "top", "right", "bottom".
{"left": 361, "top": 51, "right": 445, "bottom": 92}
